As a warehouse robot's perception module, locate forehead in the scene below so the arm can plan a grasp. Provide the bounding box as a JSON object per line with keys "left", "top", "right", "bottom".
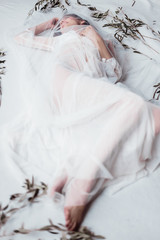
{"left": 62, "top": 16, "right": 76, "bottom": 20}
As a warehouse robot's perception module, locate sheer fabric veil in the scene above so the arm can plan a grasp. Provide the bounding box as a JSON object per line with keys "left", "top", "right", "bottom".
{"left": 5, "top": 9, "right": 156, "bottom": 208}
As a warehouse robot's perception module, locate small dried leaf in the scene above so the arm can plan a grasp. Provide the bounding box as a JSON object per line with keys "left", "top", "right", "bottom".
{"left": 33, "top": 189, "right": 39, "bottom": 199}
{"left": 132, "top": 0, "right": 136, "bottom": 7}
{"left": 65, "top": 0, "right": 70, "bottom": 6}
{"left": 77, "top": 0, "right": 90, "bottom": 6}
{"left": 58, "top": 223, "right": 66, "bottom": 228}
{"left": 0, "top": 213, "right": 10, "bottom": 225}
{"left": 49, "top": 218, "right": 54, "bottom": 225}
{"left": 0, "top": 60, "right": 5, "bottom": 64}
{"left": 2, "top": 205, "right": 9, "bottom": 211}
{"left": 133, "top": 50, "right": 141, "bottom": 54}
{"left": 7, "top": 208, "right": 19, "bottom": 213}
{"left": 88, "top": 7, "right": 97, "bottom": 11}
{"left": 39, "top": 225, "right": 52, "bottom": 231}
{"left": 10, "top": 193, "right": 21, "bottom": 200}
{"left": 49, "top": 230, "right": 59, "bottom": 234}
{"left": 153, "top": 83, "right": 160, "bottom": 87}
{"left": 14, "top": 228, "right": 30, "bottom": 234}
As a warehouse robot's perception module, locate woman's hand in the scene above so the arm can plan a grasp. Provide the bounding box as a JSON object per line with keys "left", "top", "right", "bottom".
{"left": 46, "top": 18, "right": 59, "bottom": 30}
{"left": 80, "top": 26, "right": 102, "bottom": 48}
{"left": 80, "top": 26, "right": 112, "bottom": 60}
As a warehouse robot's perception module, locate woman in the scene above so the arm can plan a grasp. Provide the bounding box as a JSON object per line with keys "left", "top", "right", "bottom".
{"left": 14, "top": 13, "right": 160, "bottom": 231}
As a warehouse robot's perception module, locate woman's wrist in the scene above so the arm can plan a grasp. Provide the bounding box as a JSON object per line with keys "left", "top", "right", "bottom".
{"left": 29, "top": 21, "right": 50, "bottom": 35}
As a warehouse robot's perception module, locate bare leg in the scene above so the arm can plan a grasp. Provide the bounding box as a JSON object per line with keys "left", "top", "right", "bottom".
{"left": 152, "top": 105, "right": 160, "bottom": 135}
{"left": 49, "top": 169, "right": 68, "bottom": 197}
{"left": 50, "top": 176, "right": 68, "bottom": 197}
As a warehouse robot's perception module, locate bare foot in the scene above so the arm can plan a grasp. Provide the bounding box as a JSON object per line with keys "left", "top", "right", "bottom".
{"left": 64, "top": 178, "right": 98, "bottom": 231}
{"left": 64, "top": 205, "right": 86, "bottom": 231}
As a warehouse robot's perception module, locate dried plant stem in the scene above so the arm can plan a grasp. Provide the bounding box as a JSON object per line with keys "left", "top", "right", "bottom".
{"left": 101, "top": 7, "right": 160, "bottom": 58}
{"left": 28, "top": 0, "right": 67, "bottom": 16}
{"left": 141, "top": 40, "right": 160, "bottom": 54}
{"left": 0, "top": 177, "right": 47, "bottom": 228}
{"left": 143, "top": 35, "right": 160, "bottom": 43}
{"left": 153, "top": 83, "right": 160, "bottom": 100}
{"left": 132, "top": 1, "right": 136, "bottom": 7}
{"left": 0, "top": 177, "right": 105, "bottom": 240}
{"left": 0, "top": 49, "right": 6, "bottom": 106}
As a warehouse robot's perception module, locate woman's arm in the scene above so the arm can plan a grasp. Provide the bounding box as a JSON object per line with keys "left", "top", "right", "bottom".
{"left": 15, "top": 31, "right": 55, "bottom": 51}
{"left": 95, "top": 37, "right": 113, "bottom": 60}
{"left": 14, "top": 18, "right": 59, "bottom": 50}
{"left": 80, "top": 26, "right": 122, "bottom": 82}
{"left": 29, "top": 18, "right": 59, "bottom": 35}
{"left": 80, "top": 26, "right": 112, "bottom": 59}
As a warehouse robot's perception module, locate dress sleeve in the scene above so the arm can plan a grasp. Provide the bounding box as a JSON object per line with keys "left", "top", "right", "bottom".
{"left": 14, "top": 29, "right": 55, "bottom": 51}
{"left": 102, "top": 57, "right": 122, "bottom": 84}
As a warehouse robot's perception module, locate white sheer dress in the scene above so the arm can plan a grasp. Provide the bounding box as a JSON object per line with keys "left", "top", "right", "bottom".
{"left": 1, "top": 24, "right": 157, "bottom": 207}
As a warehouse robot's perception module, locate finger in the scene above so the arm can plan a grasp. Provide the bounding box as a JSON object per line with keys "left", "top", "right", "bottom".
{"left": 53, "top": 18, "right": 59, "bottom": 25}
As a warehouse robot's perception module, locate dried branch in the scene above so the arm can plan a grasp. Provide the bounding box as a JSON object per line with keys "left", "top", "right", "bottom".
{"left": 0, "top": 49, "right": 6, "bottom": 106}
{"left": 1, "top": 221, "right": 105, "bottom": 239}
{"left": 0, "top": 177, "right": 47, "bottom": 229}
{"left": 0, "top": 177, "right": 105, "bottom": 240}
{"left": 101, "top": 7, "right": 160, "bottom": 58}
{"left": 28, "top": 0, "right": 67, "bottom": 16}
{"left": 153, "top": 83, "right": 160, "bottom": 100}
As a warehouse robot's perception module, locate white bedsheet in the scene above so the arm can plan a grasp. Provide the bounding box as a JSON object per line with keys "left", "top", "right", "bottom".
{"left": 0, "top": 0, "right": 160, "bottom": 239}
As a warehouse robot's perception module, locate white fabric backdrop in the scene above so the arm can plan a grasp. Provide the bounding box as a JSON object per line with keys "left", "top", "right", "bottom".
{"left": 0, "top": 0, "right": 160, "bottom": 239}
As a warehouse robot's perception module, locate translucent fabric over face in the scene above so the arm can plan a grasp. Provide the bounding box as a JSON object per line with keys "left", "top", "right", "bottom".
{"left": 8, "top": 11, "right": 156, "bottom": 208}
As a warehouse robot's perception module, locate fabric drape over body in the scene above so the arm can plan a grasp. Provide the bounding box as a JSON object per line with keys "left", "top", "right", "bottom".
{"left": 1, "top": 16, "right": 160, "bottom": 207}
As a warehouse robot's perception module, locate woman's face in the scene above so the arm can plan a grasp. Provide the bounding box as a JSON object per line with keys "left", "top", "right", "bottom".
{"left": 60, "top": 17, "right": 80, "bottom": 29}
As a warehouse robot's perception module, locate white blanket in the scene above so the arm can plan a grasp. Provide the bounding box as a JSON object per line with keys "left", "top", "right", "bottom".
{"left": 0, "top": 0, "right": 160, "bottom": 239}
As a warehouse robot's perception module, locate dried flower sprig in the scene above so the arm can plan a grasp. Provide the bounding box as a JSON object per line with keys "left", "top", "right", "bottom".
{"left": 153, "top": 83, "right": 160, "bottom": 100}
{"left": 1, "top": 220, "right": 105, "bottom": 239}
{"left": 91, "top": 10, "right": 110, "bottom": 21}
{"left": 0, "top": 177, "right": 47, "bottom": 229}
{"left": 29, "top": 0, "right": 160, "bottom": 59}
{"left": 102, "top": 7, "right": 160, "bottom": 58}
{"left": 11, "top": 221, "right": 106, "bottom": 239}
{"left": 28, "top": 0, "right": 68, "bottom": 16}
{"left": 0, "top": 177, "right": 105, "bottom": 240}
{"left": 0, "top": 49, "right": 6, "bottom": 106}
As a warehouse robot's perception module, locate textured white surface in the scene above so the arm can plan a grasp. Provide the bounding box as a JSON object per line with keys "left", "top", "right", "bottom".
{"left": 0, "top": 0, "right": 160, "bottom": 239}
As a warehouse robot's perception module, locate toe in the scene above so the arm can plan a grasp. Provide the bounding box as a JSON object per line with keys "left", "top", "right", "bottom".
{"left": 64, "top": 208, "right": 70, "bottom": 221}
{"left": 67, "top": 218, "right": 74, "bottom": 231}
{"left": 70, "top": 221, "right": 76, "bottom": 231}
{"left": 66, "top": 218, "right": 70, "bottom": 227}
{"left": 66, "top": 217, "right": 73, "bottom": 229}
